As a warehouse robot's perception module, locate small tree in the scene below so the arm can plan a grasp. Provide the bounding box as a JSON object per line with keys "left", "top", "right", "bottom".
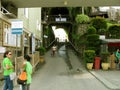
{"left": 86, "top": 26, "right": 100, "bottom": 55}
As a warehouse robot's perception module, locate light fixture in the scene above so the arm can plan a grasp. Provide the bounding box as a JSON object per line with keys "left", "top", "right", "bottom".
{"left": 64, "top": 1, "right": 67, "bottom": 5}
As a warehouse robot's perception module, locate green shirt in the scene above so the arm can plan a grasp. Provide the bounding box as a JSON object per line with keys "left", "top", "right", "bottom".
{"left": 116, "top": 51, "right": 120, "bottom": 59}
{"left": 2, "top": 57, "right": 14, "bottom": 76}
{"left": 25, "top": 61, "right": 32, "bottom": 84}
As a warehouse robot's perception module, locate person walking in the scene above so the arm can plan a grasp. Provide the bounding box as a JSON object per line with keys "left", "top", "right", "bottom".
{"left": 2, "top": 50, "right": 14, "bottom": 90}
{"left": 51, "top": 45, "right": 57, "bottom": 56}
{"left": 21, "top": 55, "right": 32, "bottom": 90}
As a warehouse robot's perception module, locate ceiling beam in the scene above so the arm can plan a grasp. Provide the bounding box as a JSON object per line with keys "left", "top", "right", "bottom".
{"left": 7, "top": 0, "right": 120, "bottom": 8}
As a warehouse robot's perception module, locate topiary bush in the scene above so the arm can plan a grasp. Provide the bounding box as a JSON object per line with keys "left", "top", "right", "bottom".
{"left": 90, "top": 17, "right": 107, "bottom": 33}
{"left": 84, "top": 50, "right": 96, "bottom": 63}
{"left": 87, "top": 26, "right": 96, "bottom": 34}
{"left": 75, "top": 14, "right": 90, "bottom": 24}
{"left": 108, "top": 24, "right": 120, "bottom": 39}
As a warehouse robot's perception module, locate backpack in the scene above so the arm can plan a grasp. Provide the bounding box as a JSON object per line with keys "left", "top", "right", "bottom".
{"left": 17, "top": 71, "right": 27, "bottom": 85}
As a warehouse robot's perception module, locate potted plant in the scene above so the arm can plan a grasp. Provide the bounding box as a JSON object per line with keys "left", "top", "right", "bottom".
{"left": 38, "top": 46, "right": 46, "bottom": 56}
{"left": 84, "top": 50, "right": 96, "bottom": 70}
{"left": 36, "top": 46, "right": 46, "bottom": 63}
{"left": 100, "top": 52, "right": 110, "bottom": 70}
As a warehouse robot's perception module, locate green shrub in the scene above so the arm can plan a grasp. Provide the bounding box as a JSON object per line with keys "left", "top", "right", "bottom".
{"left": 36, "top": 46, "right": 46, "bottom": 56}
{"left": 75, "top": 14, "right": 90, "bottom": 24}
{"left": 100, "top": 52, "right": 110, "bottom": 63}
{"left": 87, "top": 26, "right": 96, "bottom": 34}
{"left": 90, "top": 17, "right": 107, "bottom": 33}
{"left": 84, "top": 50, "right": 96, "bottom": 63}
{"left": 87, "top": 34, "right": 99, "bottom": 41}
{"left": 108, "top": 24, "right": 120, "bottom": 38}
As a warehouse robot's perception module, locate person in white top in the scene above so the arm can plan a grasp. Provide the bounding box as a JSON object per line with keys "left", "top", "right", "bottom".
{"left": 51, "top": 45, "right": 57, "bottom": 56}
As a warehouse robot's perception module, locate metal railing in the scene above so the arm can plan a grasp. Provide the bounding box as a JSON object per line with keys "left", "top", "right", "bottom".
{"left": 0, "top": 7, "right": 10, "bottom": 14}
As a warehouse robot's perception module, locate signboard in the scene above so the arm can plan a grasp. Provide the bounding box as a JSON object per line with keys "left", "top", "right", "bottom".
{"left": 11, "top": 20, "right": 23, "bottom": 34}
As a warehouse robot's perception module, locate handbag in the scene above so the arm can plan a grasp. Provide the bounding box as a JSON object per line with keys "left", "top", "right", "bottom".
{"left": 10, "top": 72, "right": 16, "bottom": 80}
{"left": 17, "top": 71, "right": 27, "bottom": 85}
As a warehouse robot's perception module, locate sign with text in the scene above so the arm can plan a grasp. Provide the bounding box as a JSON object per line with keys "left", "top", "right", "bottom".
{"left": 11, "top": 20, "right": 23, "bottom": 34}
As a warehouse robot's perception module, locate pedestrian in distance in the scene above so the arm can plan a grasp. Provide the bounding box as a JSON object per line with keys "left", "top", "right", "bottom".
{"left": 21, "top": 55, "right": 32, "bottom": 90}
{"left": 2, "top": 50, "right": 14, "bottom": 90}
{"left": 51, "top": 45, "right": 57, "bottom": 56}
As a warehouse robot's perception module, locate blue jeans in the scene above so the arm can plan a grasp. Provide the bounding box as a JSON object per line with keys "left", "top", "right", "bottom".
{"left": 22, "top": 84, "right": 26, "bottom": 90}
{"left": 3, "top": 76, "right": 13, "bottom": 90}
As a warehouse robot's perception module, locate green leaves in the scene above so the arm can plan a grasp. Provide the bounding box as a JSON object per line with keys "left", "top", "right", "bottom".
{"left": 84, "top": 50, "right": 96, "bottom": 63}
{"left": 75, "top": 14, "right": 90, "bottom": 24}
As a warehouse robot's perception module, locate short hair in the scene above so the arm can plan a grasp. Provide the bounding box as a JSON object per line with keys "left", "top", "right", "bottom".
{"left": 24, "top": 55, "right": 31, "bottom": 62}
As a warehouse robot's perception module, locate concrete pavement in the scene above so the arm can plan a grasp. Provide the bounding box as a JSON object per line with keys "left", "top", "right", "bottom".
{"left": 90, "top": 70, "right": 120, "bottom": 90}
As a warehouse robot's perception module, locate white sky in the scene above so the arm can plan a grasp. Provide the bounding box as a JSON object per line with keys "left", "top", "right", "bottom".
{"left": 52, "top": 26, "right": 68, "bottom": 42}
{"left": 99, "top": 6, "right": 120, "bottom": 11}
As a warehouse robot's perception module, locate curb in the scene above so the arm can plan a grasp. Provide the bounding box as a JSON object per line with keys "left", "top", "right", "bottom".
{"left": 90, "top": 71, "right": 120, "bottom": 90}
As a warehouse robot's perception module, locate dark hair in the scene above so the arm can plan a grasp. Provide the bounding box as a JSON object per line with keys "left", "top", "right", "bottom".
{"left": 3, "top": 50, "right": 11, "bottom": 58}
{"left": 24, "top": 55, "right": 31, "bottom": 62}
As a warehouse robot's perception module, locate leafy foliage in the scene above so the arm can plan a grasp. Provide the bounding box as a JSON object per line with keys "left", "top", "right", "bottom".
{"left": 100, "top": 52, "right": 110, "bottom": 63}
{"left": 75, "top": 14, "right": 90, "bottom": 24}
{"left": 36, "top": 46, "right": 46, "bottom": 56}
{"left": 108, "top": 24, "right": 120, "bottom": 39}
{"left": 87, "top": 26, "right": 96, "bottom": 34}
{"left": 90, "top": 17, "right": 107, "bottom": 33}
{"left": 84, "top": 50, "right": 96, "bottom": 63}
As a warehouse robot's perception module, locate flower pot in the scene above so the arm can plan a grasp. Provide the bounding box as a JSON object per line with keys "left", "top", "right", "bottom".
{"left": 40, "top": 56, "right": 45, "bottom": 63}
{"left": 101, "top": 63, "right": 109, "bottom": 70}
{"left": 86, "top": 63, "right": 93, "bottom": 70}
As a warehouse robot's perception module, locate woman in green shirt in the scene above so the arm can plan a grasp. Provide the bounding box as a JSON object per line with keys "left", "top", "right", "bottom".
{"left": 2, "top": 50, "right": 14, "bottom": 90}
{"left": 21, "top": 55, "right": 32, "bottom": 90}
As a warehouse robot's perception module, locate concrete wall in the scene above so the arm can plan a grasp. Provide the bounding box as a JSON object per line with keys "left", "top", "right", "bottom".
{"left": 18, "top": 8, "right": 42, "bottom": 40}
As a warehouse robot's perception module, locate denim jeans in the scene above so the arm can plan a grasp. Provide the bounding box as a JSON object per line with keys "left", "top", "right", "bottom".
{"left": 3, "top": 76, "right": 13, "bottom": 90}
{"left": 22, "top": 84, "right": 26, "bottom": 90}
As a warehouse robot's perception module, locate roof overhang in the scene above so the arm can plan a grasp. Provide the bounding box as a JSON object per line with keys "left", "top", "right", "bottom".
{"left": 101, "top": 39, "right": 120, "bottom": 43}
{"left": 4, "top": 0, "right": 120, "bottom": 8}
